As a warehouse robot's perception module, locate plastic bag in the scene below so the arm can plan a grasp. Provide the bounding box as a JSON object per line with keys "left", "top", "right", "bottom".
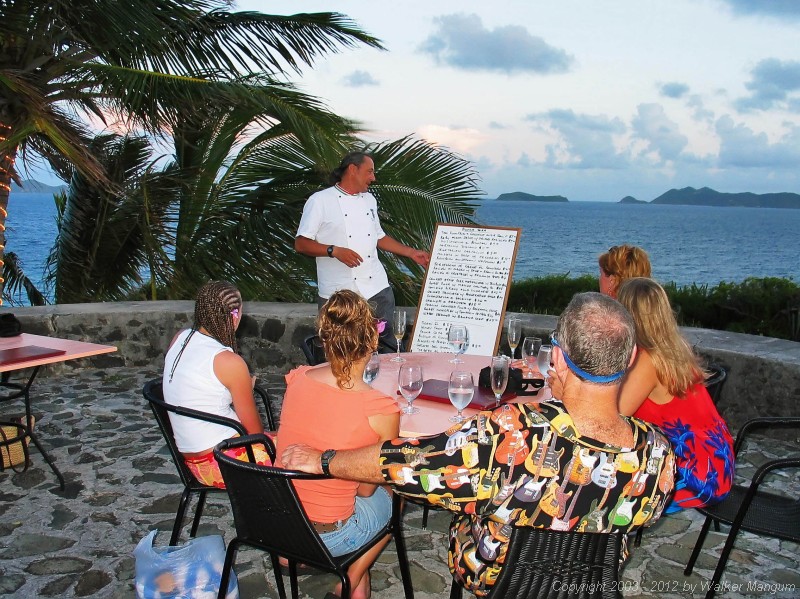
{"left": 134, "top": 530, "right": 239, "bottom": 599}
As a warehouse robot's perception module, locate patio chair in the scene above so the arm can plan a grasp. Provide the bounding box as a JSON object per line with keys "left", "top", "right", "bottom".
{"left": 683, "top": 417, "right": 800, "bottom": 599}
{"left": 301, "top": 334, "right": 398, "bottom": 366}
{"left": 214, "top": 433, "right": 414, "bottom": 599}
{"left": 704, "top": 364, "right": 727, "bottom": 405}
{"left": 449, "top": 527, "right": 624, "bottom": 599}
{"left": 142, "top": 378, "right": 275, "bottom": 546}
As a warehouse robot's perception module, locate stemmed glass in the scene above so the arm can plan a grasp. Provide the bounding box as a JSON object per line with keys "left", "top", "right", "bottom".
{"left": 507, "top": 318, "right": 522, "bottom": 359}
{"left": 490, "top": 356, "right": 510, "bottom": 407}
{"left": 537, "top": 344, "right": 553, "bottom": 382}
{"left": 448, "top": 370, "right": 474, "bottom": 422}
{"left": 521, "top": 337, "right": 542, "bottom": 376}
{"left": 391, "top": 309, "right": 406, "bottom": 363}
{"left": 398, "top": 364, "right": 423, "bottom": 414}
{"left": 448, "top": 324, "right": 469, "bottom": 363}
{"left": 362, "top": 352, "right": 380, "bottom": 384}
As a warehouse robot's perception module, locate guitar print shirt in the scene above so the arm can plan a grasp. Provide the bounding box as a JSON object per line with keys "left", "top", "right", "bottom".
{"left": 379, "top": 401, "right": 675, "bottom": 597}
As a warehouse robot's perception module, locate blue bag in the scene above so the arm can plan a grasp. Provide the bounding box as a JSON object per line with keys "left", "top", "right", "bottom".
{"left": 134, "top": 530, "right": 239, "bottom": 599}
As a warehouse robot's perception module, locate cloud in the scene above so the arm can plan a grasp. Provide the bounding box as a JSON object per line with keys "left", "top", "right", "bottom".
{"left": 419, "top": 13, "right": 573, "bottom": 75}
{"left": 687, "top": 95, "right": 715, "bottom": 123}
{"left": 525, "top": 109, "right": 627, "bottom": 169}
{"left": 632, "top": 104, "right": 688, "bottom": 161}
{"left": 716, "top": 115, "right": 800, "bottom": 167}
{"left": 341, "top": 70, "right": 379, "bottom": 87}
{"left": 721, "top": 0, "right": 800, "bottom": 19}
{"left": 660, "top": 82, "right": 690, "bottom": 98}
{"left": 735, "top": 58, "right": 800, "bottom": 112}
{"left": 416, "top": 124, "right": 486, "bottom": 154}
{"left": 488, "top": 121, "right": 507, "bottom": 130}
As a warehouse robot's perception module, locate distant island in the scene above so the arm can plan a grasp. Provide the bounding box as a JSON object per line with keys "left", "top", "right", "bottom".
{"left": 495, "top": 191, "right": 568, "bottom": 203}
{"left": 619, "top": 195, "right": 646, "bottom": 204}
{"left": 651, "top": 187, "right": 800, "bottom": 209}
{"left": 10, "top": 178, "right": 66, "bottom": 194}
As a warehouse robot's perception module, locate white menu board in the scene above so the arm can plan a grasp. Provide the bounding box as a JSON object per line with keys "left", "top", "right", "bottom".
{"left": 409, "top": 224, "right": 521, "bottom": 356}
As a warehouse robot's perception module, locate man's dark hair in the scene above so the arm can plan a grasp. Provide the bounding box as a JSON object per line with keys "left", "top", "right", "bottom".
{"left": 329, "top": 151, "right": 372, "bottom": 185}
{"left": 555, "top": 292, "right": 635, "bottom": 383}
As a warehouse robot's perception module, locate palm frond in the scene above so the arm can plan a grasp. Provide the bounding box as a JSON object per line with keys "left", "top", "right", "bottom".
{"left": 2, "top": 252, "right": 48, "bottom": 306}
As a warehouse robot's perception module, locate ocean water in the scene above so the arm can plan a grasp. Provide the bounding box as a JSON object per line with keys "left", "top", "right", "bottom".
{"left": 5, "top": 193, "right": 800, "bottom": 304}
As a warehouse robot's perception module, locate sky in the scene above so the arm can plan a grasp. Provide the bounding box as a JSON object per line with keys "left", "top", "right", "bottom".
{"left": 236, "top": 0, "right": 800, "bottom": 201}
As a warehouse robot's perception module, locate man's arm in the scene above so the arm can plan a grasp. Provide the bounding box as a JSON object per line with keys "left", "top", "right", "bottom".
{"left": 377, "top": 235, "right": 430, "bottom": 267}
{"left": 281, "top": 442, "right": 385, "bottom": 483}
{"left": 295, "top": 235, "right": 364, "bottom": 268}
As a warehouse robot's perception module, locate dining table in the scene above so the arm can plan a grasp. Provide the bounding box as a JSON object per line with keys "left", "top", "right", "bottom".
{"left": 0, "top": 333, "right": 118, "bottom": 489}
{"left": 370, "top": 352, "right": 551, "bottom": 437}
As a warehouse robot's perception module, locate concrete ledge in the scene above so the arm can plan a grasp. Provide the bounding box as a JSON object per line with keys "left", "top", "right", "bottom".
{"left": 7, "top": 302, "right": 800, "bottom": 432}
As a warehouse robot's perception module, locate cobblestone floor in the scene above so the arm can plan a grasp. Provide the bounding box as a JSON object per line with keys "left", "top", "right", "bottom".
{"left": 0, "top": 366, "right": 797, "bottom": 598}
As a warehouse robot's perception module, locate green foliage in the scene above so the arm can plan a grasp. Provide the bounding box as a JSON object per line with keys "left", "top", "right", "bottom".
{"left": 509, "top": 275, "right": 800, "bottom": 340}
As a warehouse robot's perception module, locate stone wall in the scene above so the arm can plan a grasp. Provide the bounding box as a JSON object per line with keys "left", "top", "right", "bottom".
{"left": 8, "top": 302, "right": 800, "bottom": 433}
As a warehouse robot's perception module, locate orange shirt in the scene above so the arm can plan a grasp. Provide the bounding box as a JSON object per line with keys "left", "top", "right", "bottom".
{"left": 275, "top": 365, "right": 399, "bottom": 523}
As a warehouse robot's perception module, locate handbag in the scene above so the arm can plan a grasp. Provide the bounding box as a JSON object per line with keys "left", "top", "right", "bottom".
{"left": 0, "top": 415, "right": 33, "bottom": 472}
{"left": 134, "top": 530, "right": 239, "bottom": 599}
{"left": 478, "top": 365, "right": 544, "bottom": 396}
{"left": 0, "top": 313, "right": 22, "bottom": 338}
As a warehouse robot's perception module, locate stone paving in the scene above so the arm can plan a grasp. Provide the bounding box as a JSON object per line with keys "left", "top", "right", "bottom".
{"left": 0, "top": 365, "right": 797, "bottom": 598}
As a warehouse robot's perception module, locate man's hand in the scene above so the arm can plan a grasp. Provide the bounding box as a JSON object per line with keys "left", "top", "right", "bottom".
{"left": 333, "top": 247, "right": 363, "bottom": 268}
{"left": 282, "top": 444, "right": 323, "bottom": 474}
{"left": 409, "top": 249, "right": 430, "bottom": 267}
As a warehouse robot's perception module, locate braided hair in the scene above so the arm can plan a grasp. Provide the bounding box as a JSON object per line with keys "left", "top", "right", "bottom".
{"left": 168, "top": 280, "right": 242, "bottom": 381}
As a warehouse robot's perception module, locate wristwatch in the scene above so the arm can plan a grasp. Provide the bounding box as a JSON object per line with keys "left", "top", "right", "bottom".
{"left": 320, "top": 449, "right": 337, "bottom": 476}
{"left": 326, "top": 245, "right": 335, "bottom": 258}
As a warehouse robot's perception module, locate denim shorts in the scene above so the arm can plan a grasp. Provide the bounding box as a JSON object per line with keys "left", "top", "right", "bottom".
{"left": 319, "top": 487, "right": 392, "bottom": 557}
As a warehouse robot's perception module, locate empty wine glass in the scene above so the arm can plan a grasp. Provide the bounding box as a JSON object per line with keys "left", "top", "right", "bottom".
{"left": 448, "top": 324, "right": 469, "bottom": 363}
{"left": 391, "top": 309, "right": 407, "bottom": 363}
{"left": 521, "top": 337, "right": 542, "bottom": 375}
{"left": 448, "top": 370, "right": 474, "bottom": 422}
{"left": 363, "top": 352, "right": 380, "bottom": 384}
{"left": 490, "top": 355, "right": 510, "bottom": 407}
{"left": 537, "top": 344, "right": 553, "bottom": 382}
{"left": 507, "top": 318, "right": 522, "bottom": 359}
{"left": 398, "top": 364, "right": 423, "bottom": 414}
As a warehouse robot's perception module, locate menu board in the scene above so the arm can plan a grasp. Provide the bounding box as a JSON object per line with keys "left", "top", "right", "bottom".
{"left": 409, "top": 224, "right": 521, "bottom": 356}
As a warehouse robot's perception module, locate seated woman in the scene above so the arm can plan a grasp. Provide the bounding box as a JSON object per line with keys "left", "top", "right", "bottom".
{"left": 598, "top": 244, "right": 652, "bottom": 299}
{"left": 162, "top": 280, "right": 270, "bottom": 488}
{"left": 617, "top": 277, "right": 734, "bottom": 512}
{"left": 275, "top": 290, "right": 400, "bottom": 599}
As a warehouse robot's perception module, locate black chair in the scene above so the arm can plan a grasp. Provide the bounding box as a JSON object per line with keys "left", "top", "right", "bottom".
{"left": 301, "top": 334, "right": 398, "bottom": 366}
{"left": 449, "top": 527, "right": 624, "bottom": 599}
{"left": 704, "top": 364, "right": 728, "bottom": 405}
{"left": 684, "top": 417, "right": 800, "bottom": 599}
{"left": 142, "top": 378, "right": 275, "bottom": 546}
{"left": 214, "top": 433, "right": 414, "bottom": 599}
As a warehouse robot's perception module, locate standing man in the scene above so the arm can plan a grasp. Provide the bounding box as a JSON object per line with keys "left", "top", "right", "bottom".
{"left": 282, "top": 292, "right": 676, "bottom": 597}
{"left": 295, "top": 152, "right": 430, "bottom": 349}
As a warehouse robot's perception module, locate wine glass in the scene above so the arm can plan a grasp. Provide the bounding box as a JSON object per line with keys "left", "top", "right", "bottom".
{"left": 448, "top": 324, "right": 469, "bottom": 363}
{"left": 448, "top": 370, "right": 474, "bottom": 422}
{"left": 398, "top": 364, "right": 423, "bottom": 414}
{"left": 507, "top": 318, "right": 522, "bottom": 359}
{"left": 391, "top": 309, "right": 406, "bottom": 363}
{"left": 537, "top": 344, "right": 553, "bottom": 382}
{"left": 521, "top": 337, "right": 542, "bottom": 375}
{"left": 362, "top": 352, "right": 380, "bottom": 384}
{"left": 490, "top": 355, "right": 510, "bottom": 407}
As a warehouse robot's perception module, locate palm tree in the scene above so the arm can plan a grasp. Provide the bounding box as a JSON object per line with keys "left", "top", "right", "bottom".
{"left": 46, "top": 113, "right": 482, "bottom": 304}
{"left": 0, "top": 0, "right": 383, "bottom": 302}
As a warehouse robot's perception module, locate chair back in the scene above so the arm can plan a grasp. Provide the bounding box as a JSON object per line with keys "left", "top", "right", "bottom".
{"left": 705, "top": 364, "right": 727, "bottom": 405}
{"left": 488, "top": 528, "right": 623, "bottom": 599}
{"left": 214, "top": 434, "right": 340, "bottom": 571}
{"left": 143, "top": 378, "right": 245, "bottom": 489}
{"left": 300, "top": 334, "right": 326, "bottom": 366}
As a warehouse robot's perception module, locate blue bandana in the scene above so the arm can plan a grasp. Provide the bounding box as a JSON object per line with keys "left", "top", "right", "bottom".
{"left": 550, "top": 335, "right": 626, "bottom": 384}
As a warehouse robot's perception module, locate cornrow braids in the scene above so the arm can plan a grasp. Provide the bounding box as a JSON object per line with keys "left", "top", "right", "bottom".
{"left": 168, "top": 280, "right": 242, "bottom": 381}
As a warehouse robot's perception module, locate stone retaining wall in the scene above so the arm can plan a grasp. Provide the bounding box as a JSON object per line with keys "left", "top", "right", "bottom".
{"left": 9, "top": 301, "right": 800, "bottom": 433}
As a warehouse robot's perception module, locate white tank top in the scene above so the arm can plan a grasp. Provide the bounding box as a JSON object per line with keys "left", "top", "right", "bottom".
{"left": 162, "top": 329, "right": 241, "bottom": 453}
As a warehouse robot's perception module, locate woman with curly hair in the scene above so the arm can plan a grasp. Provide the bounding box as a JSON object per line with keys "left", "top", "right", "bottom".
{"left": 162, "top": 280, "right": 270, "bottom": 488}
{"left": 276, "top": 290, "right": 400, "bottom": 599}
{"left": 598, "top": 244, "right": 652, "bottom": 299}
{"left": 617, "top": 277, "right": 734, "bottom": 512}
